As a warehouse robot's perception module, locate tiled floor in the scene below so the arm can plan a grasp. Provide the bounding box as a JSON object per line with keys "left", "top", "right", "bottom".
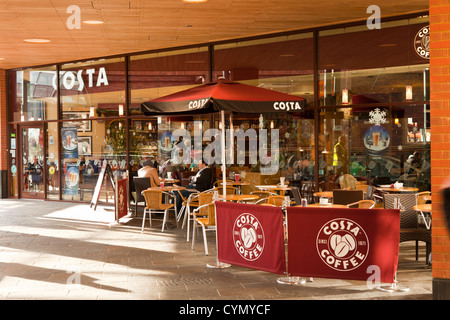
{"left": 0, "top": 199, "right": 432, "bottom": 300}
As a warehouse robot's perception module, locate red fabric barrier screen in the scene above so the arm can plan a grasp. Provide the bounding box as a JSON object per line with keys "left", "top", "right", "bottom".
{"left": 286, "top": 207, "right": 400, "bottom": 283}
{"left": 215, "top": 202, "right": 286, "bottom": 275}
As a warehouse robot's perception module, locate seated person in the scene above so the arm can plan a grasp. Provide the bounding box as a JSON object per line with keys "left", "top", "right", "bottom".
{"left": 138, "top": 159, "right": 161, "bottom": 187}
{"left": 174, "top": 159, "right": 212, "bottom": 213}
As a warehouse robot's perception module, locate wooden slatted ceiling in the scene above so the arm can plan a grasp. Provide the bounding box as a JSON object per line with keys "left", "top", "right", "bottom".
{"left": 0, "top": 0, "right": 428, "bottom": 69}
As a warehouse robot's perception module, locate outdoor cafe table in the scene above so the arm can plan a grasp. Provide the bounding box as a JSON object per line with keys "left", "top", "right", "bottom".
{"left": 255, "top": 185, "right": 291, "bottom": 196}
{"left": 376, "top": 186, "right": 419, "bottom": 193}
{"left": 313, "top": 191, "right": 333, "bottom": 199}
{"left": 414, "top": 204, "right": 432, "bottom": 230}
{"left": 217, "top": 194, "right": 259, "bottom": 203}
{"left": 307, "top": 203, "right": 348, "bottom": 208}
{"left": 147, "top": 185, "right": 186, "bottom": 206}
{"left": 162, "top": 178, "right": 180, "bottom": 185}
{"left": 148, "top": 186, "right": 186, "bottom": 192}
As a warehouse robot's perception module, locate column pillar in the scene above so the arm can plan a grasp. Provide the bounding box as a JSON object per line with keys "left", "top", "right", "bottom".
{"left": 430, "top": 0, "right": 450, "bottom": 299}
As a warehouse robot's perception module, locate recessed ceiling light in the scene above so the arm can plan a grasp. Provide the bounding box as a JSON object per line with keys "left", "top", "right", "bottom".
{"left": 183, "top": 0, "right": 208, "bottom": 3}
{"left": 82, "top": 20, "right": 104, "bottom": 25}
{"left": 23, "top": 39, "right": 51, "bottom": 44}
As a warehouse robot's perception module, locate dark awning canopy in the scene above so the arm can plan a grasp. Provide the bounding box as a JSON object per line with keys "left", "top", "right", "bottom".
{"left": 140, "top": 79, "right": 306, "bottom": 116}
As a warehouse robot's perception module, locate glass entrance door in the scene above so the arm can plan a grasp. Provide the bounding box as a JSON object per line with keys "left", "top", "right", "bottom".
{"left": 21, "top": 126, "right": 45, "bottom": 199}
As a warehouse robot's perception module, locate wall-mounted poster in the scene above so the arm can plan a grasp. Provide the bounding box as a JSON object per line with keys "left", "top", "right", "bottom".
{"left": 62, "top": 127, "right": 78, "bottom": 159}
{"left": 363, "top": 125, "right": 390, "bottom": 154}
{"left": 78, "top": 136, "right": 92, "bottom": 156}
{"left": 64, "top": 162, "right": 79, "bottom": 195}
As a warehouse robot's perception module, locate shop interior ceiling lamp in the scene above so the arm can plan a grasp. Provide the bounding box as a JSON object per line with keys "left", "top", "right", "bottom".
{"left": 342, "top": 88, "right": 349, "bottom": 104}
{"left": 23, "top": 39, "right": 51, "bottom": 44}
{"left": 119, "top": 104, "right": 124, "bottom": 116}
{"left": 406, "top": 84, "right": 413, "bottom": 101}
{"left": 82, "top": 20, "right": 104, "bottom": 25}
{"left": 89, "top": 106, "right": 95, "bottom": 118}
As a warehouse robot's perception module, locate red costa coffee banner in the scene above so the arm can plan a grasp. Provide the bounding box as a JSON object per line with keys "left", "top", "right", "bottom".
{"left": 115, "top": 178, "right": 128, "bottom": 220}
{"left": 286, "top": 207, "right": 400, "bottom": 284}
{"left": 215, "top": 202, "right": 286, "bottom": 275}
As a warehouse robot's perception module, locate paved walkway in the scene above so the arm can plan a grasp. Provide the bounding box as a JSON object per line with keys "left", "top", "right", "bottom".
{"left": 0, "top": 199, "right": 432, "bottom": 301}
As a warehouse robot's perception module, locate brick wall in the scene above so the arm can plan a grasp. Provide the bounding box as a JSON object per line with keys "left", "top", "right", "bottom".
{"left": 430, "top": 0, "right": 450, "bottom": 299}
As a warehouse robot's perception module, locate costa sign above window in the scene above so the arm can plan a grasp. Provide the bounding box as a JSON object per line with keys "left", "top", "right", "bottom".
{"left": 52, "top": 67, "right": 109, "bottom": 91}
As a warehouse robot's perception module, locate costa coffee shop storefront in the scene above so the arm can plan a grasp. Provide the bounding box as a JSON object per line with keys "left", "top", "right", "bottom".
{"left": 5, "top": 13, "right": 430, "bottom": 202}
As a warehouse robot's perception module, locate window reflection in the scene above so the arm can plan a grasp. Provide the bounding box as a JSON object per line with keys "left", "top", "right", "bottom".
{"left": 10, "top": 66, "right": 57, "bottom": 122}
{"left": 60, "top": 119, "right": 126, "bottom": 202}
{"left": 60, "top": 58, "right": 126, "bottom": 118}
{"left": 319, "top": 105, "right": 430, "bottom": 192}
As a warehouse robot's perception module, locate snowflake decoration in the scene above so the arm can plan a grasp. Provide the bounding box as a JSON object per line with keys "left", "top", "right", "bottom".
{"left": 368, "top": 108, "right": 388, "bottom": 125}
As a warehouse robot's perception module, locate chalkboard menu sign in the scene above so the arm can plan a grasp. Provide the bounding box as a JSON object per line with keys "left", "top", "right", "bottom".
{"left": 90, "top": 161, "right": 115, "bottom": 210}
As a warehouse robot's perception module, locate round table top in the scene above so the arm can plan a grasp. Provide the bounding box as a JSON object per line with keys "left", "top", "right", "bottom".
{"left": 255, "top": 185, "right": 291, "bottom": 191}
{"left": 313, "top": 191, "right": 333, "bottom": 198}
{"left": 376, "top": 186, "right": 419, "bottom": 193}
{"left": 148, "top": 186, "right": 186, "bottom": 192}
{"left": 216, "top": 181, "right": 251, "bottom": 186}
{"left": 217, "top": 194, "right": 259, "bottom": 202}
{"left": 162, "top": 178, "right": 180, "bottom": 183}
{"left": 307, "top": 203, "right": 349, "bottom": 208}
{"left": 414, "top": 204, "right": 432, "bottom": 213}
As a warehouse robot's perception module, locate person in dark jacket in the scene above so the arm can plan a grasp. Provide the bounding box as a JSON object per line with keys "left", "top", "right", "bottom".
{"left": 174, "top": 159, "right": 212, "bottom": 214}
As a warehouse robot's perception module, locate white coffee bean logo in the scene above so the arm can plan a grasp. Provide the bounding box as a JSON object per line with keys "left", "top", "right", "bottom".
{"left": 233, "top": 213, "right": 265, "bottom": 261}
{"left": 330, "top": 234, "right": 356, "bottom": 258}
{"left": 241, "top": 227, "right": 257, "bottom": 249}
{"left": 316, "top": 218, "right": 369, "bottom": 272}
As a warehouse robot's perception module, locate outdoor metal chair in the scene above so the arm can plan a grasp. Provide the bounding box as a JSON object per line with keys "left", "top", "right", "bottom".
{"left": 192, "top": 192, "right": 215, "bottom": 255}
{"left": 289, "top": 186, "right": 302, "bottom": 206}
{"left": 141, "top": 189, "right": 175, "bottom": 232}
{"left": 133, "top": 176, "right": 151, "bottom": 216}
{"left": 384, "top": 193, "right": 431, "bottom": 264}
{"left": 346, "top": 199, "right": 375, "bottom": 208}
{"left": 332, "top": 189, "right": 364, "bottom": 205}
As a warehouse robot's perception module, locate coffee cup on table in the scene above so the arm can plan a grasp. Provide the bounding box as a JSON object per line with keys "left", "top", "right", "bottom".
{"left": 167, "top": 172, "right": 172, "bottom": 180}
{"left": 280, "top": 177, "right": 285, "bottom": 186}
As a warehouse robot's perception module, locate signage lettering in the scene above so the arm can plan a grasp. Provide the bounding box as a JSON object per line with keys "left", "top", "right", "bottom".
{"left": 52, "top": 67, "right": 109, "bottom": 91}
{"left": 273, "top": 101, "right": 302, "bottom": 111}
{"left": 188, "top": 98, "right": 209, "bottom": 109}
{"left": 316, "top": 218, "right": 369, "bottom": 272}
{"left": 233, "top": 213, "right": 265, "bottom": 261}
{"left": 414, "top": 25, "right": 430, "bottom": 59}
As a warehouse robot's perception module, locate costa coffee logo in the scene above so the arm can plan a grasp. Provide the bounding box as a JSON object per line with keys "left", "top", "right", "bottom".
{"left": 414, "top": 25, "right": 430, "bottom": 59}
{"left": 273, "top": 101, "right": 302, "bottom": 111}
{"left": 188, "top": 98, "right": 209, "bottom": 109}
{"left": 233, "top": 213, "right": 265, "bottom": 261}
{"left": 52, "top": 67, "right": 109, "bottom": 91}
{"left": 316, "top": 218, "right": 369, "bottom": 272}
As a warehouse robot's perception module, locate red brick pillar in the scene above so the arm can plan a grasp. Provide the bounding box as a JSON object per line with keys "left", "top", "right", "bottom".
{"left": 430, "top": 1, "right": 450, "bottom": 299}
